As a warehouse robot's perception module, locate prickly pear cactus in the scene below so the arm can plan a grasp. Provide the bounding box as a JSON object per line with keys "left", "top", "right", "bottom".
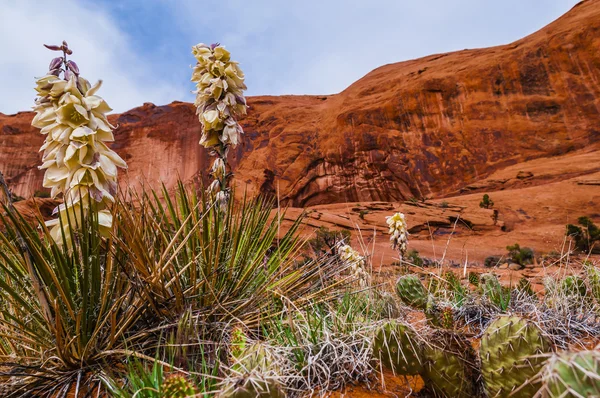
{"left": 440, "top": 306, "right": 454, "bottom": 330}
{"left": 516, "top": 277, "right": 536, "bottom": 298}
{"left": 425, "top": 295, "right": 441, "bottom": 328}
{"left": 480, "top": 315, "right": 551, "bottom": 398}
{"left": 422, "top": 332, "right": 477, "bottom": 398}
{"left": 220, "top": 374, "right": 285, "bottom": 398}
{"left": 395, "top": 274, "right": 428, "bottom": 310}
{"left": 468, "top": 271, "right": 480, "bottom": 287}
{"left": 541, "top": 350, "right": 600, "bottom": 398}
{"left": 161, "top": 374, "right": 197, "bottom": 398}
{"left": 230, "top": 325, "right": 248, "bottom": 361}
{"left": 373, "top": 320, "right": 423, "bottom": 375}
{"left": 560, "top": 275, "right": 587, "bottom": 298}
{"left": 480, "top": 273, "right": 510, "bottom": 309}
{"left": 586, "top": 264, "right": 600, "bottom": 302}
{"left": 235, "top": 342, "right": 278, "bottom": 373}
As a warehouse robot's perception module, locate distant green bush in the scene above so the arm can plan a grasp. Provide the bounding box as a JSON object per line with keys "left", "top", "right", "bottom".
{"left": 506, "top": 243, "right": 534, "bottom": 266}
{"left": 566, "top": 216, "right": 600, "bottom": 253}
{"left": 479, "top": 194, "right": 494, "bottom": 209}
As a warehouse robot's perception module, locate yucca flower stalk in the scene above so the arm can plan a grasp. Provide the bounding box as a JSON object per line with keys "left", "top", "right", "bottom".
{"left": 191, "top": 42, "right": 248, "bottom": 210}
{"left": 338, "top": 243, "right": 369, "bottom": 288}
{"left": 386, "top": 212, "right": 409, "bottom": 259}
{"left": 31, "top": 41, "right": 127, "bottom": 245}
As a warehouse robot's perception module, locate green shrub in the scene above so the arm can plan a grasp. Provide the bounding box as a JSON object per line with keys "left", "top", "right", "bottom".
{"left": 506, "top": 243, "right": 534, "bottom": 265}
{"left": 566, "top": 216, "right": 600, "bottom": 253}
{"left": 406, "top": 249, "right": 424, "bottom": 267}
{"left": 308, "top": 226, "right": 351, "bottom": 255}
{"left": 479, "top": 194, "right": 494, "bottom": 209}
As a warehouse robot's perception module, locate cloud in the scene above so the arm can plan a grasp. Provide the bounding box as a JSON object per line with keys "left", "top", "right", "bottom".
{"left": 174, "top": 0, "right": 579, "bottom": 96}
{"left": 0, "top": 0, "right": 183, "bottom": 114}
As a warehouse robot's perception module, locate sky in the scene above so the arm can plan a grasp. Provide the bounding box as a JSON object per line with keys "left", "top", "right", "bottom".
{"left": 0, "top": 0, "right": 580, "bottom": 114}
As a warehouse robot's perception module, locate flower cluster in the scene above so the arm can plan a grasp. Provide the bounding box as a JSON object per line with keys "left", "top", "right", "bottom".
{"left": 386, "top": 212, "right": 409, "bottom": 256}
{"left": 31, "top": 41, "right": 127, "bottom": 244}
{"left": 338, "top": 243, "right": 369, "bottom": 287}
{"left": 191, "top": 43, "right": 248, "bottom": 208}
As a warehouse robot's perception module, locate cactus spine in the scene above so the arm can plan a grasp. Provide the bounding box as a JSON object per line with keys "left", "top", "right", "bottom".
{"left": 480, "top": 315, "right": 551, "bottom": 398}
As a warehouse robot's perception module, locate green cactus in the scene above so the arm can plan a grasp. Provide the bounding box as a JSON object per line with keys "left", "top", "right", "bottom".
{"left": 468, "top": 271, "right": 480, "bottom": 287}
{"left": 480, "top": 315, "right": 551, "bottom": 398}
{"left": 235, "top": 342, "right": 278, "bottom": 373}
{"left": 373, "top": 320, "right": 423, "bottom": 375}
{"left": 440, "top": 307, "right": 454, "bottom": 330}
{"left": 161, "top": 374, "right": 197, "bottom": 398}
{"left": 480, "top": 273, "right": 510, "bottom": 311}
{"left": 395, "top": 274, "right": 428, "bottom": 310}
{"left": 422, "top": 332, "right": 477, "bottom": 398}
{"left": 516, "top": 277, "right": 536, "bottom": 298}
{"left": 560, "top": 275, "right": 587, "bottom": 298}
{"left": 586, "top": 264, "right": 600, "bottom": 302}
{"left": 425, "top": 295, "right": 441, "bottom": 328}
{"left": 541, "top": 350, "right": 600, "bottom": 398}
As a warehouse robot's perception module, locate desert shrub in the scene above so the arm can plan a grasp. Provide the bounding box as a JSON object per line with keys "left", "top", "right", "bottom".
{"left": 440, "top": 201, "right": 449, "bottom": 208}
{"left": 566, "top": 216, "right": 600, "bottom": 253}
{"left": 479, "top": 194, "right": 494, "bottom": 209}
{"left": 358, "top": 209, "right": 368, "bottom": 220}
{"left": 484, "top": 255, "right": 502, "bottom": 268}
{"left": 506, "top": 243, "right": 534, "bottom": 265}
{"left": 308, "top": 226, "right": 351, "bottom": 255}
{"left": 406, "top": 249, "right": 424, "bottom": 267}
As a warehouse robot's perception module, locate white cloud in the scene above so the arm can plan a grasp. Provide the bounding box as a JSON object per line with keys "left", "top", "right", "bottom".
{"left": 0, "top": 0, "right": 182, "bottom": 114}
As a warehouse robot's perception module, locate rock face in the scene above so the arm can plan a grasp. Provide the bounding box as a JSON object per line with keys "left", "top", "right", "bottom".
{"left": 2, "top": 0, "right": 600, "bottom": 206}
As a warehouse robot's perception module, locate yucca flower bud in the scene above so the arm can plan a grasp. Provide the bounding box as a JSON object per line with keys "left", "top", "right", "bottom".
{"left": 191, "top": 42, "right": 247, "bottom": 206}
{"left": 386, "top": 212, "right": 409, "bottom": 256}
{"left": 32, "top": 42, "right": 127, "bottom": 245}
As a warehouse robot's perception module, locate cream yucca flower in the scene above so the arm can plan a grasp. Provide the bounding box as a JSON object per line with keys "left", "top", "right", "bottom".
{"left": 386, "top": 212, "right": 409, "bottom": 255}
{"left": 338, "top": 243, "right": 369, "bottom": 287}
{"left": 191, "top": 42, "right": 248, "bottom": 209}
{"left": 32, "top": 41, "right": 127, "bottom": 244}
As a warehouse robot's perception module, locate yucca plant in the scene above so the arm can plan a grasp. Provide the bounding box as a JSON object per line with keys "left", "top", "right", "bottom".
{"left": 116, "top": 183, "right": 349, "bottom": 329}
{"left": 0, "top": 200, "right": 143, "bottom": 396}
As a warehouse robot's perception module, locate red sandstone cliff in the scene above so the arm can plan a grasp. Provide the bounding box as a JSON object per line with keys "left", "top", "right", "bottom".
{"left": 2, "top": 0, "right": 600, "bottom": 206}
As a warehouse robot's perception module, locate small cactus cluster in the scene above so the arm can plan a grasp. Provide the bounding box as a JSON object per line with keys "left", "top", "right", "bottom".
{"left": 161, "top": 374, "right": 197, "bottom": 398}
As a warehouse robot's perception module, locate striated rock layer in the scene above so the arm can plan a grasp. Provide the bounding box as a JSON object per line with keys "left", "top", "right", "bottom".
{"left": 2, "top": 0, "right": 600, "bottom": 206}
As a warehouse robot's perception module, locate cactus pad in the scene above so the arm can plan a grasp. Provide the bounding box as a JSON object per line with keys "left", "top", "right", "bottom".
{"left": 422, "top": 332, "right": 477, "bottom": 398}
{"left": 373, "top": 320, "right": 423, "bottom": 375}
{"left": 541, "top": 350, "right": 600, "bottom": 398}
{"left": 395, "top": 274, "right": 428, "bottom": 310}
{"left": 480, "top": 315, "right": 551, "bottom": 398}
